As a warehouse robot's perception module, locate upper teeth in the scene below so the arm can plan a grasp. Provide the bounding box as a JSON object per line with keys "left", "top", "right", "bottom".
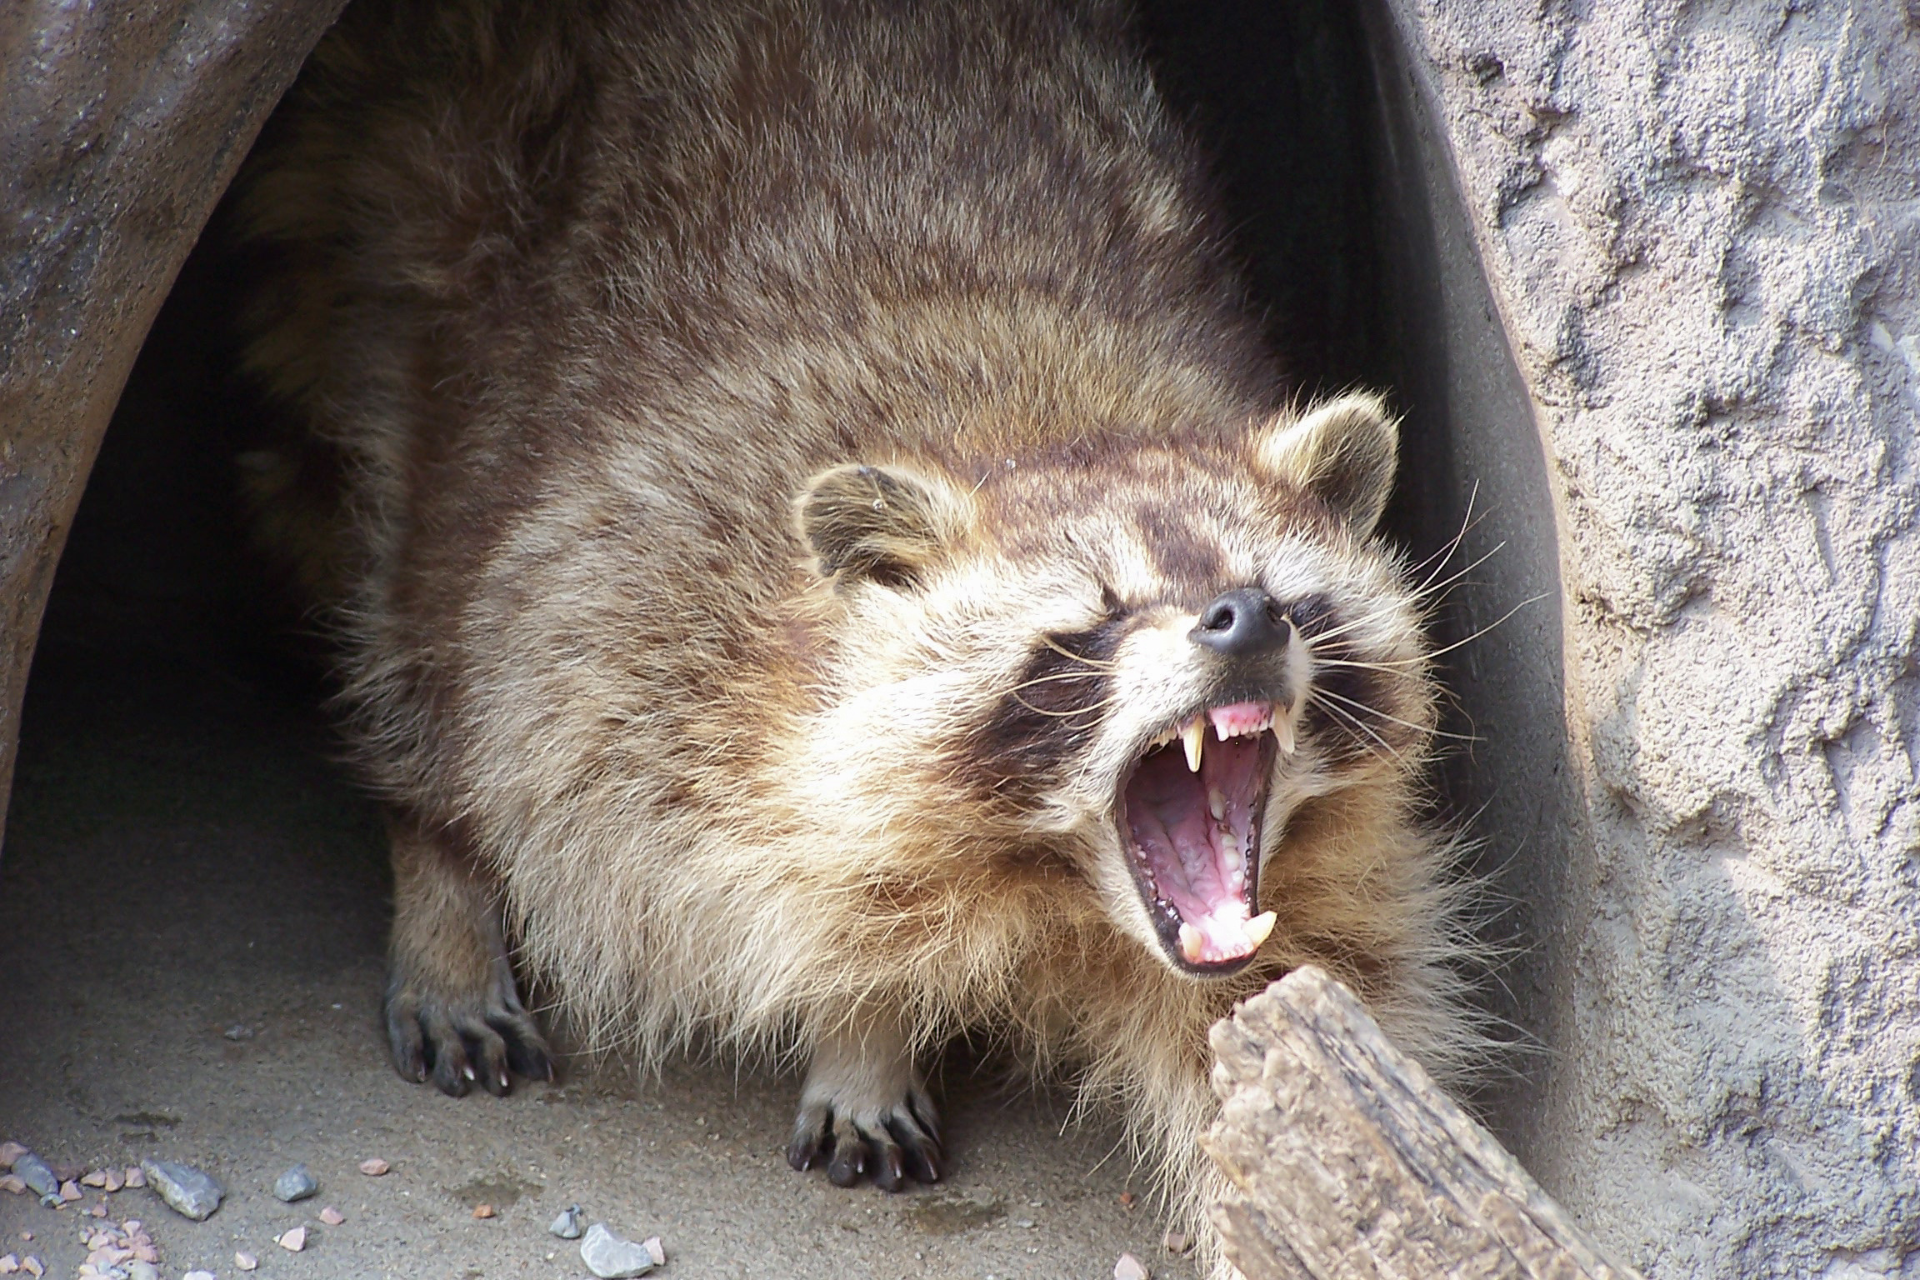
{"left": 1151, "top": 702, "right": 1302, "bottom": 767}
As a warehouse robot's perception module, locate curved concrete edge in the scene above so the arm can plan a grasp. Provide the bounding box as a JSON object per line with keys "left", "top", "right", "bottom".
{"left": 0, "top": 0, "right": 350, "bottom": 843}
{"left": 1374, "top": 1, "right": 1920, "bottom": 1274}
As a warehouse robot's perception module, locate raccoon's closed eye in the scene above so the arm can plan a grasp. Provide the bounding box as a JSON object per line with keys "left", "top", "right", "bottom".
{"left": 1283, "top": 592, "right": 1335, "bottom": 637}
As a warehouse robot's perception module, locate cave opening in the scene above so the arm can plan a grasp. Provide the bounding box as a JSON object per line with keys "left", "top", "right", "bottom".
{"left": 0, "top": 0, "right": 1577, "bottom": 1267}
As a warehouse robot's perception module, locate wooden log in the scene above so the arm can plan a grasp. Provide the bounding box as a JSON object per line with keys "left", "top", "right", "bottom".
{"left": 1203, "top": 966, "right": 1640, "bottom": 1280}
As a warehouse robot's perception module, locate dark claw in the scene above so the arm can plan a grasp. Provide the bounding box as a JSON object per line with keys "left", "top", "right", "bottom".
{"left": 414, "top": 1006, "right": 469, "bottom": 1096}
{"left": 790, "top": 1094, "right": 943, "bottom": 1190}
{"left": 871, "top": 1134, "right": 905, "bottom": 1192}
{"left": 912, "top": 1143, "right": 943, "bottom": 1184}
{"left": 495, "top": 1013, "right": 554, "bottom": 1081}
{"left": 787, "top": 1103, "right": 829, "bottom": 1171}
{"left": 386, "top": 999, "right": 428, "bottom": 1083}
{"left": 889, "top": 1114, "right": 943, "bottom": 1184}
{"left": 462, "top": 1023, "right": 512, "bottom": 1096}
{"left": 826, "top": 1146, "right": 866, "bottom": 1187}
{"left": 384, "top": 983, "right": 555, "bottom": 1098}
{"left": 827, "top": 1114, "right": 868, "bottom": 1187}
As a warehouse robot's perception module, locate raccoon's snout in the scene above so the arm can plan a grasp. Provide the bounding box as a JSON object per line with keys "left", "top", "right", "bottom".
{"left": 1189, "top": 587, "right": 1291, "bottom": 658}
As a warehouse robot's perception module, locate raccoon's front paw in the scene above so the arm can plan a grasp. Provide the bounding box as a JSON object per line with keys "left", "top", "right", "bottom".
{"left": 786, "top": 1082, "right": 943, "bottom": 1191}
{"left": 383, "top": 969, "right": 554, "bottom": 1098}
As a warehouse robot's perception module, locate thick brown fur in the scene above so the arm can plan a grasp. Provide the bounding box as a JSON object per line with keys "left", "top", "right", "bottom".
{"left": 238, "top": 1, "right": 1481, "bottom": 1273}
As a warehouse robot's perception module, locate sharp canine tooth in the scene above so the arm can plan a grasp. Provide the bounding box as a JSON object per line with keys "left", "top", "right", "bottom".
{"left": 1208, "top": 788, "right": 1227, "bottom": 821}
{"left": 1244, "top": 911, "right": 1277, "bottom": 948}
{"left": 1183, "top": 717, "right": 1205, "bottom": 772}
{"left": 1178, "top": 923, "right": 1206, "bottom": 964}
{"left": 1272, "top": 710, "right": 1297, "bottom": 756}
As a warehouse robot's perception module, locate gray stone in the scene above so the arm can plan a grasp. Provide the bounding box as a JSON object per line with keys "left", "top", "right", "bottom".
{"left": 272, "top": 1163, "right": 316, "bottom": 1202}
{"left": 128, "top": 1262, "right": 160, "bottom": 1280}
{"left": 580, "top": 1223, "right": 659, "bottom": 1278}
{"left": 140, "top": 1158, "right": 223, "bottom": 1220}
{"left": 548, "top": 1205, "right": 583, "bottom": 1239}
{"left": 10, "top": 1152, "right": 56, "bottom": 1198}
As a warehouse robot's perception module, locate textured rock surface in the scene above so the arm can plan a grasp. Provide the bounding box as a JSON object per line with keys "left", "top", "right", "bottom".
{"left": 272, "top": 1164, "right": 317, "bottom": 1203}
{"left": 579, "top": 1223, "right": 662, "bottom": 1279}
{"left": 1377, "top": 2, "right": 1920, "bottom": 1275}
{"left": 141, "top": 1159, "right": 223, "bottom": 1221}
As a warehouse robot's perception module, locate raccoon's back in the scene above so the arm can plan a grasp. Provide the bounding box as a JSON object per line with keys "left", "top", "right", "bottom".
{"left": 241, "top": 0, "right": 1278, "bottom": 568}
{"left": 238, "top": 0, "right": 1289, "bottom": 816}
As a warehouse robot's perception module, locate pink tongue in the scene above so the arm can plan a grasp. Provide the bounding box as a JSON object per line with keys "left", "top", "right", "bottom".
{"left": 1123, "top": 728, "right": 1263, "bottom": 962}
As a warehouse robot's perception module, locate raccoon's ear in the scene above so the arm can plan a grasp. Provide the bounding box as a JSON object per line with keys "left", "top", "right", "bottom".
{"left": 795, "top": 463, "right": 972, "bottom": 589}
{"left": 1250, "top": 392, "right": 1399, "bottom": 536}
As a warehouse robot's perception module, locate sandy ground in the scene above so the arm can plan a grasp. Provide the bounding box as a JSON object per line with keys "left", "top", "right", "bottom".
{"left": 0, "top": 636, "right": 1177, "bottom": 1280}
{"left": 0, "top": 243, "right": 1186, "bottom": 1280}
{"left": 0, "top": 564, "right": 1182, "bottom": 1280}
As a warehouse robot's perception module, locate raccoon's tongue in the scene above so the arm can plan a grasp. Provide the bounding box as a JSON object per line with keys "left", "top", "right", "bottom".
{"left": 1123, "top": 717, "right": 1270, "bottom": 966}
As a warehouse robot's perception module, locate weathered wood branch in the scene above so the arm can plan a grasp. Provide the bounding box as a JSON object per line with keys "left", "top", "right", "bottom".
{"left": 1203, "top": 967, "right": 1640, "bottom": 1280}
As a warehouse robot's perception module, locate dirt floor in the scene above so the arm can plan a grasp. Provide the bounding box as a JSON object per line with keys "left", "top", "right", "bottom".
{"left": 0, "top": 244, "right": 1179, "bottom": 1280}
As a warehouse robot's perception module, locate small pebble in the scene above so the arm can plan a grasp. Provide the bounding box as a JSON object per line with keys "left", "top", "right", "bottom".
{"left": 236, "top": 1250, "right": 259, "bottom": 1271}
{"left": 0, "top": 1256, "right": 15, "bottom": 1274}
{"left": 183, "top": 1272, "right": 217, "bottom": 1280}
{"left": 1014, "top": 1218, "right": 1035, "bottom": 1228}
{"left": 0, "top": 1179, "right": 22, "bottom": 1196}
{"left": 122, "top": 1168, "right": 145, "bottom": 1189}
{"left": 0, "top": 1143, "right": 27, "bottom": 1169}
{"left": 80, "top": 1171, "right": 107, "bottom": 1189}
{"left": 101, "top": 1171, "right": 122, "bottom": 1194}
{"left": 278, "top": 1226, "right": 307, "bottom": 1252}
{"left": 18, "top": 1261, "right": 38, "bottom": 1280}
{"left": 1114, "top": 1253, "right": 1150, "bottom": 1280}
{"left": 127, "top": 1262, "right": 159, "bottom": 1280}
{"left": 1162, "top": 1229, "right": 1192, "bottom": 1255}
{"left": 87, "top": 1204, "right": 106, "bottom": 1218}
{"left": 140, "top": 1160, "right": 224, "bottom": 1221}
{"left": 57, "top": 1182, "right": 81, "bottom": 1203}
{"left": 580, "top": 1222, "right": 661, "bottom": 1278}
{"left": 549, "top": 1206, "right": 583, "bottom": 1239}
{"left": 473, "top": 1203, "right": 495, "bottom": 1219}
{"left": 319, "top": 1206, "right": 345, "bottom": 1225}
{"left": 357, "top": 1158, "right": 390, "bottom": 1177}
{"left": 223, "top": 1024, "right": 255, "bottom": 1041}
{"left": 16, "top": 1233, "right": 27, "bottom": 1241}
{"left": 1117, "top": 1191, "right": 1135, "bottom": 1208}
{"left": 273, "top": 1163, "right": 318, "bottom": 1202}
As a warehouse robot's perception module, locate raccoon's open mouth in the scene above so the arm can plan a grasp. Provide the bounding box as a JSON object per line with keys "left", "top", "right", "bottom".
{"left": 1120, "top": 701, "right": 1286, "bottom": 976}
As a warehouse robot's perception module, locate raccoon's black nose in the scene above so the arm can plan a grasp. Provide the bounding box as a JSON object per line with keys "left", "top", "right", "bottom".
{"left": 1190, "top": 588, "right": 1291, "bottom": 657}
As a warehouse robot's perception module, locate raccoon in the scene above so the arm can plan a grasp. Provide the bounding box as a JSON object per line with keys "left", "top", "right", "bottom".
{"left": 238, "top": 0, "right": 1475, "bottom": 1270}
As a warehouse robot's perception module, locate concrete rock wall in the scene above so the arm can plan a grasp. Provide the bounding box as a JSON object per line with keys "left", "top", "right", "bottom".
{"left": 0, "top": 0, "right": 348, "bottom": 839}
{"left": 1382, "top": 1, "right": 1920, "bottom": 1274}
